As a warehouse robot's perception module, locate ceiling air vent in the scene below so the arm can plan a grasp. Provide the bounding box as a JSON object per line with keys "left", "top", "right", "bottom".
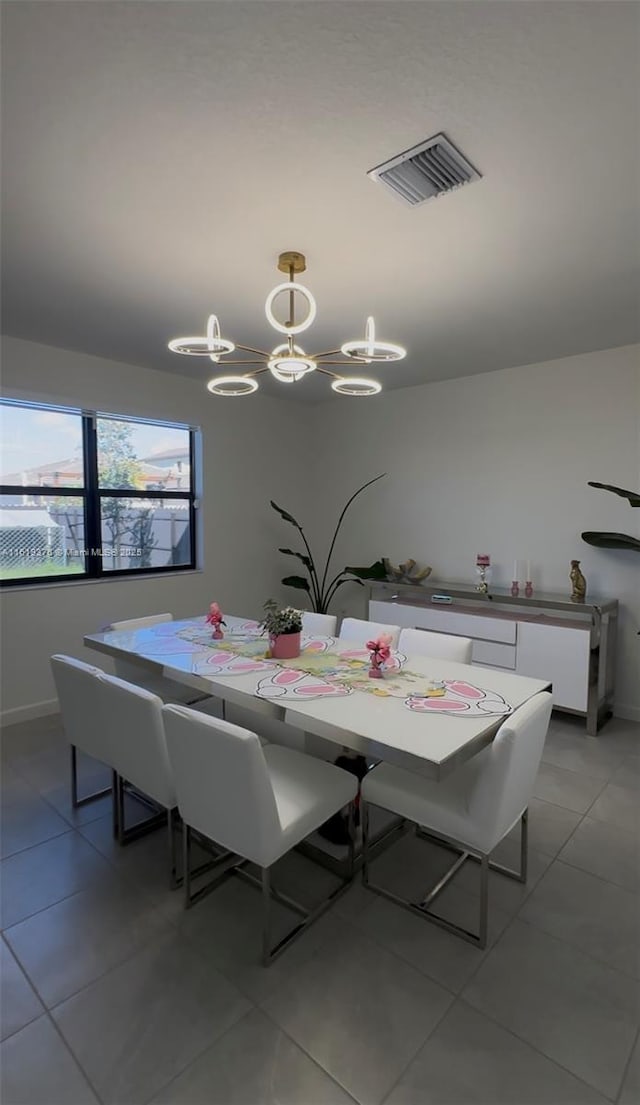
{"left": 368, "top": 132, "right": 481, "bottom": 207}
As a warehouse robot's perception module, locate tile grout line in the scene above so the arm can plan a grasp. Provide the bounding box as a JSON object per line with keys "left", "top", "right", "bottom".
{"left": 257, "top": 1001, "right": 379, "bottom": 1105}
{"left": 615, "top": 1024, "right": 639, "bottom": 1104}
{"left": 510, "top": 860, "right": 640, "bottom": 984}
{"left": 45, "top": 1006, "right": 107, "bottom": 1105}
{"left": 459, "top": 995, "right": 620, "bottom": 1104}
{"left": 377, "top": 990, "right": 458, "bottom": 1105}
{"left": 7, "top": 902, "right": 179, "bottom": 1025}
{"left": 478, "top": 909, "right": 640, "bottom": 1085}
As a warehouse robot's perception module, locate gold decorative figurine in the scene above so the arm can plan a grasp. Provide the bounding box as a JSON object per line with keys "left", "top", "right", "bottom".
{"left": 569, "top": 560, "right": 587, "bottom": 603}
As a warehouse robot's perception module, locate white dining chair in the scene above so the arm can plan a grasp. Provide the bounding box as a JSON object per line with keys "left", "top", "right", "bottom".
{"left": 107, "top": 613, "right": 211, "bottom": 708}
{"left": 398, "top": 627, "right": 473, "bottom": 664}
{"left": 50, "top": 655, "right": 114, "bottom": 812}
{"left": 338, "top": 617, "right": 401, "bottom": 648}
{"left": 97, "top": 672, "right": 180, "bottom": 883}
{"left": 302, "top": 611, "right": 337, "bottom": 636}
{"left": 163, "top": 704, "right": 359, "bottom": 965}
{"left": 360, "top": 691, "right": 553, "bottom": 947}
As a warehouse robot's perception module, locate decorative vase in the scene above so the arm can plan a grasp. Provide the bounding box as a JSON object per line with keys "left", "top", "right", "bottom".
{"left": 212, "top": 626, "right": 224, "bottom": 640}
{"left": 369, "top": 655, "right": 383, "bottom": 679}
{"left": 269, "top": 631, "right": 301, "bottom": 660}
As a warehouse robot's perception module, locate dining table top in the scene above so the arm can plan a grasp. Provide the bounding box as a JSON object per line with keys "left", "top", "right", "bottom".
{"left": 84, "top": 614, "right": 552, "bottom": 780}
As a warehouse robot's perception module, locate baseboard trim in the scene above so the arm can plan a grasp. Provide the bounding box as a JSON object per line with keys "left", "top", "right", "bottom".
{"left": 1, "top": 698, "right": 59, "bottom": 728}
{"left": 613, "top": 704, "right": 640, "bottom": 724}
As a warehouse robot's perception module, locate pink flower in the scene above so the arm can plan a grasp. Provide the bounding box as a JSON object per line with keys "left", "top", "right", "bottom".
{"left": 206, "top": 602, "right": 226, "bottom": 627}
{"left": 366, "top": 632, "right": 393, "bottom": 664}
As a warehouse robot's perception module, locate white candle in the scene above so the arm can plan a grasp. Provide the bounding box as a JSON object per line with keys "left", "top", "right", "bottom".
{"left": 526, "top": 560, "right": 531, "bottom": 581}
{"left": 513, "top": 560, "right": 518, "bottom": 581}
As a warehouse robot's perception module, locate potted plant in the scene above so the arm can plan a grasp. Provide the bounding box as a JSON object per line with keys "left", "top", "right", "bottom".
{"left": 271, "top": 474, "right": 389, "bottom": 613}
{"left": 261, "top": 600, "right": 303, "bottom": 660}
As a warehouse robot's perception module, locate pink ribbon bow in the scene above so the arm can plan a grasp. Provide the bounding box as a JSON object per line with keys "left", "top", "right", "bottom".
{"left": 206, "top": 602, "right": 226, "bottom": 627}
{"left": 366, "top": 633, "right": 392, "bottom": 664}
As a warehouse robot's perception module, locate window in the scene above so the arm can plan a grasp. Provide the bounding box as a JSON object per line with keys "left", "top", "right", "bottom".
{"left": 0, "top": 401, "right": 197, "bottom": 585}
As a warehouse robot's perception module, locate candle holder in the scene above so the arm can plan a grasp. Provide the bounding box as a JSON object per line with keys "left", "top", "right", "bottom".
{"left": 525, "top": 581, "right": 533, "bottom": 598}
{"left": 511, "top": 581, "right": 520, "bottom": 597}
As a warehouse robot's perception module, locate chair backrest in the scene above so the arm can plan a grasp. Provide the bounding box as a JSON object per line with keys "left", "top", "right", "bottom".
{"left": 398, "top": 628, "right": 473, "bottom": 664}
{"left": 97, "top": 673, "right": 176, "bottom": 809}
{"left": 302, "top": 611, "right": 337, "bottom": 636}
{"left": 468, "top": 691, "right": 553, "bottom": 851}
{"left": 338, "top": 617, "right": 401, "bottom": 648}
{"left": 50, "top": 655, "right": 111, "bottom": 765}
{"left": 163, "top": 704, "right": 280, "bottom": 864}
{"left": 109, "top": 613, "right": 173, "bottom": 631}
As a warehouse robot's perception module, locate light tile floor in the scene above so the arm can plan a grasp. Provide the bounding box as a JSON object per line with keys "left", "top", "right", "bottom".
{"left": 1, "top": 711, "right": 639, "bottom": 1105}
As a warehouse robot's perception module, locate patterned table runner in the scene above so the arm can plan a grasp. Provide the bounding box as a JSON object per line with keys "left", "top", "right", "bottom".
{"left": 174, "top": 625, "right": 513, "bottom": 716}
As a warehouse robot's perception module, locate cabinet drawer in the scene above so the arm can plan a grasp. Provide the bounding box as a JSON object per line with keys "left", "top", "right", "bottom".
{"left": 472, "top": 640, "right": 517, "bottom": 669}
{"left": 369, "top": 601, "right": 516, "bottom": 644}
{"left": 369, "top": 600, "right": 417, "bottom": 629}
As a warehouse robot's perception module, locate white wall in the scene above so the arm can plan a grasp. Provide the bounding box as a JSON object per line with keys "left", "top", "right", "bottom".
{"left": 0, "top": 336, "right": 311, "bottom": 721}
{"left": 2, "top": 337, "right": 638, "bottom": 723}
{"left": 306, "top": 344, "right": 640, "bottom": 721}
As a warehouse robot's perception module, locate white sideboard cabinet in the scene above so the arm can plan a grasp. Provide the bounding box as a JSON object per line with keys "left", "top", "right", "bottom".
{"left": 368, "top": 581, "right": 618, "bottom": 734}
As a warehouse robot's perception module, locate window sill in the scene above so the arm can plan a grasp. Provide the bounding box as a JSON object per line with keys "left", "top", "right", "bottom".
{"left": 0, "top": 568, "right": 203, "bottom": 594}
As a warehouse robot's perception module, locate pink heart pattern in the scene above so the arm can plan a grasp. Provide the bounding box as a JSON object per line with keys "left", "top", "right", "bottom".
{"left": 405, "top": 681, "right": 512, "bottom": 717}
{"left": 300, "top": 636, "right": 334, "bottom": 652}
{"left": 195, "top": 650, "right": 275, "bottom": 676}
{"left": 256, "top": 669, "right": 353, "bottom": 700}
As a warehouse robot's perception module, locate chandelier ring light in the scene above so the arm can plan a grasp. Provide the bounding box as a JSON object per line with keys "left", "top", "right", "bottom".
{"left": 169, "top": 250, "right": 406, "bottom": 396}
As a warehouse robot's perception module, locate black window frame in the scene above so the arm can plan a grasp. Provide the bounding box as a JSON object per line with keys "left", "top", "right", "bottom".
{"left": 0, "top": 400, "right": 198, "bottom": 587}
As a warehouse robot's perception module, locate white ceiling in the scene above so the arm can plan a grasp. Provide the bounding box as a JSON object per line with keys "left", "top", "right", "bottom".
{"left": 2, "top": 1, "right": 638, "bottom": 401}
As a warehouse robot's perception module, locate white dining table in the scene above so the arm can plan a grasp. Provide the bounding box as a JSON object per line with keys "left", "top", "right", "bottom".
{"left": 84, "top": 614, "right": 551, "bottom": 781}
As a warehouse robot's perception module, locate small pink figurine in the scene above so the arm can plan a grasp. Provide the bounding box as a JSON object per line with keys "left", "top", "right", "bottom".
{"left": 366, "top": 633, "right": 392, "bottom": 679}
{"left": 205, "top": 602, "right": 226, "bottom": 640}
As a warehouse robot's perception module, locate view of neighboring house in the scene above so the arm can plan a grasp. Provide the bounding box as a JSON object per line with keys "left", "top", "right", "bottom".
{"left": 2, "top": 447, "right": 190, "bottom": 501}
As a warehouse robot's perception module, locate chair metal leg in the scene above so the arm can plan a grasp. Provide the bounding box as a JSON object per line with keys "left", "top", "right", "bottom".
{"left": 111, "top": 771, "right": 120, "bottom": 838}
{"left": 261, "top": 866, "right": 272, "bottom": 968}
{"left": 478, "top": 853, "right": 489, "bottom": 949}
{"left": 168, "top": 808, "right": 178, "bottom": 889}
{"left": 346, "top": 801, "right": 356, "bottom": 879}
{"left": 183, "top": 823, "right": 192, "bottom": 909}
{"left": 181, "top": 818, "right": 356, "bottom": 967}
{"left": 362, "top": 813, "right": 527, "bottom": 949}
{"left": 70, "top": 745, "right": 112, "bottom": 809}
{"left": 361, "top": 801, "right": 371, "bottom": 887}
{"left": 520, "top": 808, "right": 528, "bottom": 884}
{"left": 114, "top": 776, "right": 167, "bottom": 847}
{"left": 117, "top": 773, "right": 126, "bottom": 844}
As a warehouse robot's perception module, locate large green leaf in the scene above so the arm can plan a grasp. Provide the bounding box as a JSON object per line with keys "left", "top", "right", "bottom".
{"left": 587, "top": 483, "right": 640, "bottom": 507}
{"left": 270, "top": 500, "right": 302, "bottom": 528}
{"left": 281, "top": 574, "right": 312, "bottom": 592}
{"left": 345, "top": 559, "right": 388, "bottom": 581}
{"left": 581, "top": 531, "right": 640, "bottom": 551}
{"left": 279, "top": 547, "right": 312, "bottom": 570}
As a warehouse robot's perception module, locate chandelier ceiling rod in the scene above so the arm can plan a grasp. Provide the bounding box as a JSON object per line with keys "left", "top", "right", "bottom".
{"left": 168, "top": 250, "right": 407, "bottom": 396}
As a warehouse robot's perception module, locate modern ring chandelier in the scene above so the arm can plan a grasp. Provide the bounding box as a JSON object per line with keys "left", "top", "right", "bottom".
{"left": 168, "top": 250, "right": 406, "bottom": 396}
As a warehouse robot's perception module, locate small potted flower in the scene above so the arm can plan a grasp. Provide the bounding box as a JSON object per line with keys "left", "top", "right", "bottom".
{"left": 206, "top": 602, "right": 226, "bottom": 640}
{"left": 366, "top": 632, "right": 393, "bottom": 679}
{"left": 261, "top": 600, "right": 303, "bottom": 660}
